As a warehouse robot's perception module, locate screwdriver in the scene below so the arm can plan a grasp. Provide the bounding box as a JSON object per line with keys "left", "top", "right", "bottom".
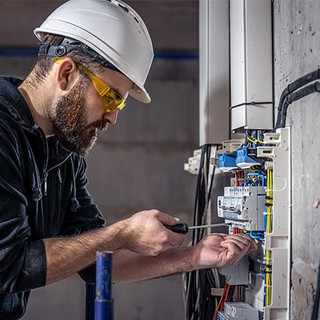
{"left": 165, "top": 222, "right": 231, "bottom": 234}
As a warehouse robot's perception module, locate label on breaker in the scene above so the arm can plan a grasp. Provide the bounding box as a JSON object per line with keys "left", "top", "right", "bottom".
{"left": 217, "top": 186, "right": 266, "bottom": 230}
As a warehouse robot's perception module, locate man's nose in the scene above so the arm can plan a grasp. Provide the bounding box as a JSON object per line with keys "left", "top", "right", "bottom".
{"left": 103, "top": 110, "right": 118, "bottom": 125}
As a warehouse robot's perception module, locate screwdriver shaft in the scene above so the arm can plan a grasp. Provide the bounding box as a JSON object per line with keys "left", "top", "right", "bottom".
{"left": 188, "top": 223, "right": 231, "bottom": 230}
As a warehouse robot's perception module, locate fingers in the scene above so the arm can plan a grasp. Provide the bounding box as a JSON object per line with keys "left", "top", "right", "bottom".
{"left": 155, "top": 211, "right": 180, "bottom": 226}
{"left": 167, "top": 232, "right": 184, "bottom": 247}
{"left": 221, "top": 238, "right": 250, "bottom": 254}
{"left": 152, "top": 210, "right": 185, "bottom": 248}
{"left": 225, "top": 233, "right": 258, "bottom": 253}
{"left": 220, "top": 233, "right": 258, "bottom": 266}
{"left": 220, "top": 240, "right": 249, "bottom": 265}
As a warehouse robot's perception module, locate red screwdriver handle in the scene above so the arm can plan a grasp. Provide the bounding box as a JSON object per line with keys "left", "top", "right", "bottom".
{"left": 165, "top": 223, "right": 189, "bottom": 234}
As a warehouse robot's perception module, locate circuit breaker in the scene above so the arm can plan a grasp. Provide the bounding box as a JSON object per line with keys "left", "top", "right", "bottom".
{"left": 218, "top": 302, "right": 260, "bottom": 320}
{"left": 217, "top": 187, "right": 265, "bottom": 230}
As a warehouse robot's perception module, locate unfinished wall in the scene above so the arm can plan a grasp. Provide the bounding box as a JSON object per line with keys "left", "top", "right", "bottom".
{"left": 0, "top": 1, "right": 199, "bottom": 319}
{"left": 273, "top": 1, "right": 320, "bottom": 318}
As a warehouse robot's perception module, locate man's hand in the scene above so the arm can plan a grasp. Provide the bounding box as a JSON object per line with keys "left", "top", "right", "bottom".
{"left": 120, "top": 209, "right": 184, "bottom": 256}
{"left": 191, "top": 233, "right": 257, "bottom": 269}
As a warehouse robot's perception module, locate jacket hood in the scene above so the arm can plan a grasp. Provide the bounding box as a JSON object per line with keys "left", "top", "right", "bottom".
{"left": 0, "top": 77, "right": 36, "bottom": 131}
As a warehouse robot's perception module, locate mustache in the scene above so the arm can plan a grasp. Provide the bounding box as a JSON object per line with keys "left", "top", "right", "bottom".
{"left": 86, "top": 119, "right": 109, "bottom": 131}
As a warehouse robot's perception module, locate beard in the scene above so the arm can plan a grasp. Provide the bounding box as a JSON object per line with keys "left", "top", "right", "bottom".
{"left": 52, "top": 80, "right": 109, "bottom": 156}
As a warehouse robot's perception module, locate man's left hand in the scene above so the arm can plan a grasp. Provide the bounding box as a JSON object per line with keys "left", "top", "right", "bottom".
{"left": 190, "top": 233, "right": 257, "bottom": 269}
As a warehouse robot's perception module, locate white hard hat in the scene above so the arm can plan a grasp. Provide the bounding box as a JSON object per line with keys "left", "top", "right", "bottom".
{"left": 34, "top": 0, "right": 154, "bottom": 103}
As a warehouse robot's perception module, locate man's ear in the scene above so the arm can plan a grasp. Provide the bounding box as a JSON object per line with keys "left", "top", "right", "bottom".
{"left": 56, "top": 58, "right": 78, "bottom": 91}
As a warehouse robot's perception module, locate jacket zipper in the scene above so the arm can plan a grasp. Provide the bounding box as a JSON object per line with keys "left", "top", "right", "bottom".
{"left": 42, "top": 154, "right": 72, "bottom": 196}
{"left": 44, "top": 173, "right": 48, "bottom": 196}
{"left": 57, "top": 168, "right": 62, "bottom": 184}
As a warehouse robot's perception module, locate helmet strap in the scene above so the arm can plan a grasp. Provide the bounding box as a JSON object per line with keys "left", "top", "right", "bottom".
{"left": 38, "top": 36, "right": 123, "bottom": 74}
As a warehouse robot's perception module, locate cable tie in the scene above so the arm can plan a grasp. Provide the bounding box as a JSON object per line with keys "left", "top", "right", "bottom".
{"left": 229, "top": 101, "right": 273, "bottom": 110}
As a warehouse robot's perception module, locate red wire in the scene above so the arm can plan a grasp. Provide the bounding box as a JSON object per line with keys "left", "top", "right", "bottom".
{"left": 222, "top": 284, "right": 230, "bottom": 310}
{"left": 213, "top": 284, "right": 228, "bottom": 320}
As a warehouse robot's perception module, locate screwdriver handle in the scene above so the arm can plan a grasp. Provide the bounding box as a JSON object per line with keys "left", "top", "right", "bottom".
{"left": 165, "top": 223, "right": 189, "bottom": 234}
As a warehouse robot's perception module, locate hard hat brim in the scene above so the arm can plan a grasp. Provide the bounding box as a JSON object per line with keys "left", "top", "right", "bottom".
{"left": 130, "top": 84, "right": 151, "bottom": 104}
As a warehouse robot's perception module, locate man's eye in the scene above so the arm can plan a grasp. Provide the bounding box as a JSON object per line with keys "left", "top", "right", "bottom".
{"left": 103, "top": 95, "right": 114, "bottom": 104}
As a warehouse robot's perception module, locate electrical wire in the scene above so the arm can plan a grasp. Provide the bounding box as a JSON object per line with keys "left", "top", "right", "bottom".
{"left": 265, "top": 169, "right": 273, "bottom": 306}
{"left": 311, "top": 261, "right": 320, "bottom": 320}
{"left": 277, "top": 81, "right": 320, "bottom": 129}
{"left": 274, "top": 68, "right": 320, "bottom": 129}
{"left": 184, "top": 145, "right": 220, "bottom": 320}
{"left": 213, "top": 284, "right": 230, "bottom": 320}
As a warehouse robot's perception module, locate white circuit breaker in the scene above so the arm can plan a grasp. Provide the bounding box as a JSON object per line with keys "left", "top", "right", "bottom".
{"left": 217, "top": 186, "right": 265, "bottom": 230}
{"left": 218, "top": 302, "right": 260, "bottom": 320}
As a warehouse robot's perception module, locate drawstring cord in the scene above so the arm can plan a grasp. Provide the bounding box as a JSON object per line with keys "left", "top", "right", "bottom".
{"left": 70, "top": 157, "right": 80, "bottom": 212}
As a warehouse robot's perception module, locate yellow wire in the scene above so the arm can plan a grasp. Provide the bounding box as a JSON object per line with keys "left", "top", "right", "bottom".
{"left": 265, "top": 169, "right": 273, "bottom": 306}
{"left": 247, "top": 136, "right": 264, "bottom": 144}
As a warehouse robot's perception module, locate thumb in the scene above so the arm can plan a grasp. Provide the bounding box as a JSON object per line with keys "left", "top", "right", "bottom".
{"left": 156, "top": 212, "right": 180, "bottom": 226}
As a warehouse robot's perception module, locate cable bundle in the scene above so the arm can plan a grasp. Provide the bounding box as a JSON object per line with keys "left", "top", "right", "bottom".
{"left": 311, "top": 261, "right": 320, "bottom": 320}
{"left": 184, "top": 145, "right": 219, "bottom": 320}
{"left": 274, "top": 68, "right": 320, "bottom": 129}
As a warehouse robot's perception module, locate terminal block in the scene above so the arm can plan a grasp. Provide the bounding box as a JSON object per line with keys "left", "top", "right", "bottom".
{"left": 217, "top": 186, "right": 265, "bottom": 230}
{"left": 217, "top": 302, "right": 260, "bottom": 320}
{"left": 218, "top": 153, "right": 238, "bottom": 171}
{"left": 236, "top": 146, "right": 261, "bottom": 169}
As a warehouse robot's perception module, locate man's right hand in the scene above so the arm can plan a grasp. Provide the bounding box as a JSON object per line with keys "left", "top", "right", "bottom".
{"left": 119, "top": 209, "right": 185, "bottom": 256}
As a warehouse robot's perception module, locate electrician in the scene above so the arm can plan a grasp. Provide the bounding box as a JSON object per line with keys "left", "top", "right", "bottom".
{"left": 0, "top": 0, "right": 256, "bottom": 318}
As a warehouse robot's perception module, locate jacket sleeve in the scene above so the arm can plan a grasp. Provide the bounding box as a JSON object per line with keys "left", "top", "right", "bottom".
{"left": 60, "top": 155, "right": 106, "bottom": 284}
{"left": 0, "top": 126, "right": 46, "bottom": 293}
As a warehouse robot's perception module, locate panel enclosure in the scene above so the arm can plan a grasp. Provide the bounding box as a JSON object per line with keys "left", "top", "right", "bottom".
{"left": 199, "top": 0, "right": 230, "bottom": 145}
{"left": 230, "top": 0, "right": 273, "bottom": 131}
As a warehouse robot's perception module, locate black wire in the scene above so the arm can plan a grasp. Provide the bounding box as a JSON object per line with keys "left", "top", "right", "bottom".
{"left": 275, "top": 68, "right": 320, "bottom": 129}
{"left": 185, "top": 145, "right": 218, "bottom": 320}
{"left": 311, "top": 261, "right": 320, "bottom": 320}
{"left": 276, "top": 81, "right": 320, "bottom": 129}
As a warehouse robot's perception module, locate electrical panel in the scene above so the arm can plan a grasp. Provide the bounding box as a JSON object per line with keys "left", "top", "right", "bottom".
{"left": 216, "top": 129, "right": 291, "bottom": 319}
{"left": 184, "top": 128, "right": 291, "bottom": 320}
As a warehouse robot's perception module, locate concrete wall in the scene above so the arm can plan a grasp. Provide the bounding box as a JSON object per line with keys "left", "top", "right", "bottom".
{"left": 273, "top": 1, "right": 320, "bottom": 318}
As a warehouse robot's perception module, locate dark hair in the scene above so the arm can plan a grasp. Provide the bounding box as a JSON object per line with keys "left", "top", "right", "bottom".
{"left": 26, "top": 34, "right": 103, "bottom": 87}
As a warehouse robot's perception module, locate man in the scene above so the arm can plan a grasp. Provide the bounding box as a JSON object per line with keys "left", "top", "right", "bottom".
{"left": 0, "top": 0, "right": 256, "bottom": 318}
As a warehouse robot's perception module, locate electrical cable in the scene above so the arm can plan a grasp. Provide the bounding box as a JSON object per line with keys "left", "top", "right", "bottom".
{"left": 277, "top": 81, "right": 320, "bottom": 128}
{"left": 184, "top": 145, "right": 220, "bottom": 320}
{"left": 311, "top": 261, "right": 320, "bottom": 320}
{"left": 274, "top": 68, "right": 320, "bottom": 129}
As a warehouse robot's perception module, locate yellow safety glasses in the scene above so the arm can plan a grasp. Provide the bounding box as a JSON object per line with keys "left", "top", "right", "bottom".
{"left": 54, "top": 58, "right": 126, "bottom": 113}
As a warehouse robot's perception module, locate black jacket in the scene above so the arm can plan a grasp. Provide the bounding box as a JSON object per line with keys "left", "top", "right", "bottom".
{"left": 0, "top": 77, "right": 105, "bottom": 319}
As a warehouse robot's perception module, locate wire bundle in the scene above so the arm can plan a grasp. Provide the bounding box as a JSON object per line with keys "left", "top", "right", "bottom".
{"left": 213, "top": 284, "right": 234, "bottom": 320}
{"left": 184, "top": 145, "right": 219, "bottom": 320}
{"left": 274, "top": 68, "right": 320, "bottom": 129}
{"left": 264, "top": 169, "right": 273, "bottom": 306}
{"left": 311, "top": 261, "right": 320, "bottom": 320}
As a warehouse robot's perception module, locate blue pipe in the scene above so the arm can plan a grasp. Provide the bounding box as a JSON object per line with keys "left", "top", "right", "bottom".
{"left": 0, "top": 49, "right": 199, "bottom": 60}
{"left": 95, "top": 251, "right": 114, "bottom": 320}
